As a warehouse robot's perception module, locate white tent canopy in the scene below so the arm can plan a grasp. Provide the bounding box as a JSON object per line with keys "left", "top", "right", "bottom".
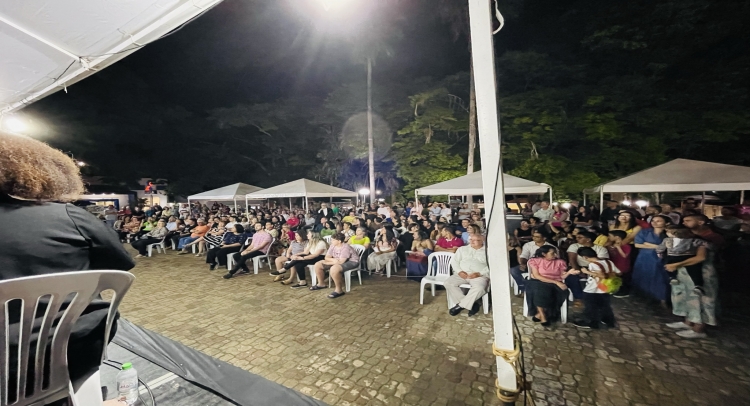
{"left": 584, "top": 159, "right": 750, "bottom": 193}
{"left": 415, "top": 171, "right": 551, "bottom": 196}
{"left": 245, "top": 178, "right": 357, "bottom": 211}
{"left": 188, "top": 183, "right": 263, "bottom": 201}
{"left": 0, "top": 0, "right": 223, "bottom": 113}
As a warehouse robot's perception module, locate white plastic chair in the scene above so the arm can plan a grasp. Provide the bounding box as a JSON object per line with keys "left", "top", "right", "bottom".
{"left": 146, "top": 237, "right": 166, "bottom": 257}
{"left": 337, "top": 244, "right": 365, "bottom": 292}
{"left": 323, "top": 235, "right": 332, "bottom": 244}
{"left": 523, "top": 287, "right": 572, "bottom": 324}
{"left": 510, "top": 272, "right": 528, "bottom": 296}
{"left": 384, "top": 240, "right": 401, "bottom": 278}
{"left": 419, "top": 252, "right": 454, "bottom": 305}
{"left": 251, "top": 238, "right": 276, "bottom": 274}
{"left": 227, "top": 236, "right": 253, "bottom": 270}
{"left": 0, "top": 270, "right": 134, "bottom": 406}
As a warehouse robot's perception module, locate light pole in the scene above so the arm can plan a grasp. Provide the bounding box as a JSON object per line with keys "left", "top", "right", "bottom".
{"left": 359, "top": 188, "right": 370, "bottom": 208}
{"left": 318, "top": 0, "right": 376, "bottom": 207}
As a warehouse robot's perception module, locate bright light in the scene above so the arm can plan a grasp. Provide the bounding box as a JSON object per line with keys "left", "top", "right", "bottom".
{"left": 621, "top": 200, "right": 631, "bottom": 206}
{"left": 319, "top": 0, "right": 351, "bottom": 11}
{"left": 635, "top": 200, "right": 648, "bottom": 207}
{"left": 358, "top": 188, "right": 370, "bottom": 195}
{"left": 376, "top": 190, "right": 382, "bottom": 195}
{"left": 77, "top": 161, "right": 86, "bottom": 167}
{"left": 561, "top": 202, "right": 571, "bottom": 209}
{"left": 552, "top": 202, "right": 558, "bottom": 206}
{"left": 5, "top": 117, "right": 26, "bottom": 133}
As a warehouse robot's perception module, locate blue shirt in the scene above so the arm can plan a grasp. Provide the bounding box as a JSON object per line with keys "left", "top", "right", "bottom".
{"left": 223, "top": 233, "right": 247, "bottom": 245}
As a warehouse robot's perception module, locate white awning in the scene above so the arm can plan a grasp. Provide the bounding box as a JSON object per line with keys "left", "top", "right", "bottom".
{"left": 188, "top": 183, "right": 263, "bottom": 201}
{"left": 416, "top": 171, "right": 550, "bottom": 195}
{"left": 0, "top": 0, "right": 223, "bottom": 113}
{"left": 246, "top": 179, "right": 357, "bottom": 199}
{"left": 584, "top": 159, "right": 750, "bottom": 193}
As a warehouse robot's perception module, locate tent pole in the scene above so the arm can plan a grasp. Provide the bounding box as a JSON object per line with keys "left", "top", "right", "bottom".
{"left": 583, "top": 193, "right": 587, "bottom": 207}
{"left": 600, "top": 188, "right": 604, "bottom": 214}
{"left": 468, "top": 0, "right": 516, "bottom": 397}
{"left": 244, "top": 197, "right": 248, "bottom": 214}
{"left": 741, "top": 190, "right": 745, "bottom": 204}
{"left": 289, "top": 198, "right": 293, "bottom": 210}
{"left": 701, "top": 191, "right": 706, "bottom": 214}
{"left": 305, "top": 196, "right": 309, "bottom": 212}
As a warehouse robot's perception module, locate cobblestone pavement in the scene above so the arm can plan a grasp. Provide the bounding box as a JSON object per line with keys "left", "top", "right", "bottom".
{"left": 118, "top": 247, "right": 750, "bottom": 405}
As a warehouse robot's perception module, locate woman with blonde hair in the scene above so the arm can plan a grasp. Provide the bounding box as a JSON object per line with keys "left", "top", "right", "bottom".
{"left": 0, "top": 131, "right": 135, "bottom": 405}
{"left": 280, "top": 230, "right": 328, "bottom": 287}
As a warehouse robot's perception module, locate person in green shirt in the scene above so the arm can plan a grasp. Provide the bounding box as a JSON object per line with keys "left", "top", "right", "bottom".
{"left": 320, "top": 221, "right": 337, "bottom": 237}
{"left": 331, "top": 203, "right": 340, "bottom": 217}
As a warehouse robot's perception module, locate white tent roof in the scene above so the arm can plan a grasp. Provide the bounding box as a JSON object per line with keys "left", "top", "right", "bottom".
{"left": 0, "top": 0, "right": 223, "bottom": 113}
{"left": 246, "top": 179, "right": 357, "bottom": 199}
{"left": 189, "top": 183, "right": 263, "bottom": 201}
{"left": 416, "top": 171, "right": 550, "bottom": 195}
{"left": 584, "top": 159, "right": 750, "bottom": 193}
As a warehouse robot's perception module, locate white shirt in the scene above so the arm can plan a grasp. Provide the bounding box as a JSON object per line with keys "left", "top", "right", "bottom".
{"left": 430, "top": 206, "right": 442, "bottom": 216}
{"left": 534, "top": 208, "right": 555, "bottom": 222}
{"left": 225, "top": 222, "right": 237, "bottom": 229}
{"left": 520, "top": 241, "right": 556, "bottom": 260}
{"left": 166, "top": 221, "right": 177, "bottom": 231}
{"left": 583, "top": 260, "right": 621, "bottom": 293}
{"left": 450, "top": 245, "right": 490, "bottom": 277}
{"left": 377, "top": 207, "right": 391, "bottom": 218}
{"left": 567, "top": 243, "right": 609, "bottom": 267}
{"left": 440, "top": 207, "right": 452, "bottom": 220}
{"left": 458, "top": 208, "right": 471, "bottom": 220}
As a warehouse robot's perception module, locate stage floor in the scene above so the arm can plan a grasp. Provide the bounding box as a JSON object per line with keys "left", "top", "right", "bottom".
{"left": 117, "top": 246, "right": 750, "bottom": 405}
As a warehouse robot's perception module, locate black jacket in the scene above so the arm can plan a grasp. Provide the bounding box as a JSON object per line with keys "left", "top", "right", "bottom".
{"left": 0, "top": 194, "right": 135, "bottom": 392}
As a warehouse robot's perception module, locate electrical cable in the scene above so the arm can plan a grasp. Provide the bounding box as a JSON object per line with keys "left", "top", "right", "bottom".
{"left": 103, "top": 360, "right": 157, "bottom": 406}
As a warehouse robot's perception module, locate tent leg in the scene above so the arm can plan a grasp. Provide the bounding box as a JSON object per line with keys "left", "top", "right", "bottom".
{"left": 305, "top": 197, "right": 309, "bottom": 212}
{"left": 741, "top": 190, "right": 745, "bottom": 204}
{"left": 600, "top": 189, "right": 604, "bottom": 214}
{"left": 245, "top": 197, "right": 248, "bottom": 214}
{"left": 289, "top": 198, "right": 293, "bottom": 210}
{"left": 701, "top": 191, "right": 706, "bottom": 214}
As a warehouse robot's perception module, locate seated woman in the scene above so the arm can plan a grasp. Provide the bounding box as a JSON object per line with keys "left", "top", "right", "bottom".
{"left": 206, "top": 224, "right": 247, "bottom": 270}
{"left": 514, "top": 221, "right": 533, "bottom": 245}
{"left": 134, "top": 216, "right": 156, "bottom": 239}
{"left": 349, "top": 227, "right": 371, "bottom": 249}
{"left": 130, "top": 219, "right": 170, "bottom": 258}
{"left": 198, "top": 220, "right": 227, "bottom": 255}
{"left": 342, "top": 221, "right": 355, "bottom": 242}
{"left": 320, "top": 221, "right": 337, "bottom": 238}
{"left": 525, "top": 245, "right": 579, "bottom": 326}
{"left": 550, "top": 206, "right": 569, "bottom": 227}
{"left": 120, "top": 216, "right": 141, "bottom": 241}
{"left": 280, "top": 231, "right": 328, "bottom": 287}
{"left": 310, "top": 233, "right": 361, "bottom": 298}
{"left": 462, "top": 224, "right": 481, "bottom": 245}
{"left": 115, "top": 215, "right": 131, "bottom": 241}
{"left": 367, "top": 229, "right": 398, "bottom": 274}
{"left": 572, "top": 206, "right": 593, "bottom": 227}
{"left": 272, "top": 231, "right": 309, "bottom": 281}
{"left": 406, "top": 228, "right": 435, "bottom": 282}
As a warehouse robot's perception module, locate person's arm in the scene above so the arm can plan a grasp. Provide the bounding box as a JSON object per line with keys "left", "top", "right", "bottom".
{"left": 621, "top": 226, "right": 641, "bottom": 245}
{"left": 567, "top": 251, "right": 580, "bottom": 270}
{"left": 66, "top": 205, "right": 135, "bottom": 271}
{"left": 529, "top": 262, "right": 566, "bottom": 289}
{"left": 449, "top": 249, "right": 468, "bottom": 278}
{"left": 614, "top": 244, "right": 628, "bottom": 258}
{"left": 665, "top": 246, "right": 706, "bottom": 272}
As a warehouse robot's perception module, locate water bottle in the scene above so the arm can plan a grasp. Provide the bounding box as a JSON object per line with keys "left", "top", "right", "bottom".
{"left": 116, "top": 362, "right": 138, "bottom": 405}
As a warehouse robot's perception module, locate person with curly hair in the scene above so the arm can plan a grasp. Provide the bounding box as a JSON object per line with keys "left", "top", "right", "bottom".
{"left": 0, "top": 131, "right": 135, "bottom": 405}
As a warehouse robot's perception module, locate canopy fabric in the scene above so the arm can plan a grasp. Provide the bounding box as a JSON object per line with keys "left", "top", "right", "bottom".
{"left": 415, "top": 171, "right": 550, "bottom": 195}
{"left": 246, "top": 179, "right": 357, "bottom": 199}
{"left": 188, "top": 183, "right": 263, "bottom": 201}
{"left": 0, "top": 0, "right": 223, "bottom": 113}
{"left": 584, "top": 159, "right": 750, "bottom": 193}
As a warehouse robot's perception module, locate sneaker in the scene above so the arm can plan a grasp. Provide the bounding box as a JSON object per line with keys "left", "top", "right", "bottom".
{"left": 572, "top": 320, "right": 593, "bottom": 329}
{"left": 676, "top": 329, "right": 707, "bottom": 339}
{"left": 290, "top": 283, "right": 308, "bottom": 289}
{"left": 222, "top": 273, "right": 233, "bottom": 279}
{"left": 669, "top": 279, "right": 679, "bottom": 285}
{"left": 666, "top": 321, "right": 692, "bottom": 329}
{"left": 209, "top": 264, "right": 216, "bottom": 271}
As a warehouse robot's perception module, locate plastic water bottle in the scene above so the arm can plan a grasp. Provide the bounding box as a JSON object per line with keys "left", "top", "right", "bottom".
{"left": 116, "top": 362, "right": 138, "bottom": 405}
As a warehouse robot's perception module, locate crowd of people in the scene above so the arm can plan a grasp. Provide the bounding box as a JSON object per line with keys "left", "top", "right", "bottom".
{"left": 507, "top": 198, "right": 748, "bottom": 337}
{"left": 112, "top": 195, "right": 748, "bottom": 336}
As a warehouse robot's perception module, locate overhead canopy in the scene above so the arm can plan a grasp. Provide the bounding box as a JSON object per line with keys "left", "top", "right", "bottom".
{"left": 0, "top": 0, "right": 223, "bottom": 113}
{"left": 188, "top": 183, "right": 263, "bottom": 201}
{"left": 415, "top": 171, "right": 550, "bottom": 195}
{"left": 584, "top": 159, "right": 750, "bottom": 193}
{"left": 246, "top": 179, "right": 357, "bottom": 199}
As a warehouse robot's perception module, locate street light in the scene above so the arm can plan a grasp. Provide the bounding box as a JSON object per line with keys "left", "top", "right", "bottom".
{"left": 77, "top": 161, "right": 86, "bottom": 167}
{"left": 359, "top": 188, "right": 370, "bottom": 207}
{"left": 635, "top": 200, "right": 648, "bottom": 208}
{"left": 3, "top": 116, "right": 26, "bottom": 133}
{"left": 621, "top": 200, "right": 631, "bottom": 206}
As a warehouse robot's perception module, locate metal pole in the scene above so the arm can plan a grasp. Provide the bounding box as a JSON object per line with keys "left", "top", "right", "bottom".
{"left": 245, "top": 196, "right": 248, "bottom": 214}
{"left": 367, "top": 58, "right": 376, "bottom": 206}
{"left": 600, "top": 188, "right": 605, "bottom": 214}
{"left": 583, "top": 193, "right": 587, "bottom": 207}
{"left": 468, "top": 0, "right": 516, "bottom": 397}
{"left": 741, "top": 190, "right": 745, "bottom": 204}
{"left": 701, "top": 191, "right": 706, "bottom": 214}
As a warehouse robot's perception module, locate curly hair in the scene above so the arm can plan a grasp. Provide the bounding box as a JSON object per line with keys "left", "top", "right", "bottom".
{"left": 0, "top": 131, "right": 84, "bottom": 201}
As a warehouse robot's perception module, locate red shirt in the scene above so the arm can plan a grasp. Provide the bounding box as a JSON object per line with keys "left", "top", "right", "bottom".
{"left": 286, "top": 217, "right": 299, "bottom": 228}
{"left": 693, "top": 228, "right": 724, "bottom": 250}
{"left": 436, "top": 236, "right": 464, "bottom": 250}
{"left": 607, "top": 244, "right": 632, "bottom": 273}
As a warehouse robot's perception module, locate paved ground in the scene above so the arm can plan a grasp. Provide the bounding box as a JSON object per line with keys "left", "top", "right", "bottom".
{"left": 118, "top": 246, "right": 750, "bottom": 405}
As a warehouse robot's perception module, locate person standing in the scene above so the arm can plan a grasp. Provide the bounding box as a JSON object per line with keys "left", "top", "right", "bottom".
{"left": 533, "top": 201, "right": 555, "bottom": 222}
{"left": 104, "top": 204, "right": 119, "bottom": 228}
{"left": 632, "top": 215, "right": 671, "bottom": 307}
{"left": 446, "top": 235, "right": 490, "bottom": 317}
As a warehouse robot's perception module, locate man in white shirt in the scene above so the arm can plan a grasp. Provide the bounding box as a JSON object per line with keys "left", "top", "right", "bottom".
{"left": 510, "top": 231, "right": 556, "bottom": 293}
{"left": 457, "top": 203, "right": 472, "bottom": 220}
{"left": 566, "top": 231, "right": 609, "bottom": 302}
{"left": 533, "top": 201, "right": 554, "bottom": 222}
{"left": 429, "top": 202, "right": 442, "bottom": 217}
{"left": 377, "top": 202, "right": 391, "bottom": 219}
{"left": 446, "top": 235, "right": 490, "bottom": 317}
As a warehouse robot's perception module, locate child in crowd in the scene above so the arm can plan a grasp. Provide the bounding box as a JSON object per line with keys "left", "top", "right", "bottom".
{"left": 573, "top": 247, "right": 620, "bottom": 329}
{"left": 657, "top": 225, "right": 706, "bottom": 295}
{"left": 606, "top": 230, "right": 632, "bottom": 297}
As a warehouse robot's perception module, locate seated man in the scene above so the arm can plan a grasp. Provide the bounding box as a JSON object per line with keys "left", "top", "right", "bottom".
{"left": 169, "top": 218, "right": 195, "bottom": 248}
{"left": 309, "top": 233, "right": 360, "bottom": 298}
{"left": 510, "top": 231, "right": 556, "bottom": 294}
{"left": 177, "top": 219, "right": 210, "bottom": 253}
{"left": 446, "top": 235, "right": 490, "bottom": 317}
{"left": 223, "top": 222, "right": 273, "bottom": 278}
{"left": 434, "top": 225, "right": 464, "bottom": 253}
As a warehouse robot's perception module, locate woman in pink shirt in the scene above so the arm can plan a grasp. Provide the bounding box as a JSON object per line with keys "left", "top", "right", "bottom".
{"left": 526, "top": 245, "right": 579, "bottom": 326}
